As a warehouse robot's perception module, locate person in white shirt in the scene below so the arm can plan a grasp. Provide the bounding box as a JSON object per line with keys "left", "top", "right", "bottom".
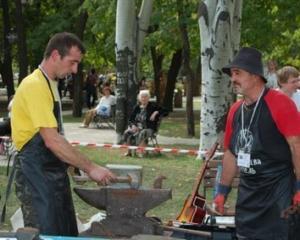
{"left": 277, "top": 65, "right": 300, "bottom": 111}
{"left": 81, "top": 86, "right": 116, "bottom": 127}
{"left": 265, "top": 60, "right": 278, "bottom": 89}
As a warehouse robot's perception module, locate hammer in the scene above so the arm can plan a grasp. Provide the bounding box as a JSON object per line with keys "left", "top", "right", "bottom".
{"left": 72, "top": 173, "right": 140, "bottom": 189}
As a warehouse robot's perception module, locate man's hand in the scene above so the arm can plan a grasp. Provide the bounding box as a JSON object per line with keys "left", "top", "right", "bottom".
{"left": 213, "top": 194, "right": 226, "bottom": 215}
{"left": 131, "top": 125, "right": 139, "bottom": 133}
{"left": 87, "top": 164, "right": 116, "bottom": 185}
{"left": 150, "top": 111, "right": 159, "bottom": 121}
{"left": 293, "top": 191, "right": 300, "bottom": 206}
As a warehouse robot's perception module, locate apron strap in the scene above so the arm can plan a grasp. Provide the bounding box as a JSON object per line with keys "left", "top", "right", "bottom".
{"left": 0, "top": 151, "right": 18, "bottom": 223}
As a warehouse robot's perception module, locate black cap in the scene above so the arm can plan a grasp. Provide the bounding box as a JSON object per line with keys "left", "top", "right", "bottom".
{"left": 222, "top": 47, "right": 267, "bottom": 82}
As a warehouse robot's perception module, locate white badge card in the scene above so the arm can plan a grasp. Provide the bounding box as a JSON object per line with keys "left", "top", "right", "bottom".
{"left": 237, "top": 150, "right": 251, "bottom": 168}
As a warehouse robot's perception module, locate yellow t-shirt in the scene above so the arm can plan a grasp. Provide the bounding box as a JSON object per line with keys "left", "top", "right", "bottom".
{"left": 11, "top": 69, "right": 59, "bottom": 151}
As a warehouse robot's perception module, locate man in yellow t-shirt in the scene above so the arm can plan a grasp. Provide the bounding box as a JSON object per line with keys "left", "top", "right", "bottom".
{"left": 12, "top": 69, "right": 58, "bottom": 150}
{"left": 11, "top": 32, "right": 115, "bottom": 236}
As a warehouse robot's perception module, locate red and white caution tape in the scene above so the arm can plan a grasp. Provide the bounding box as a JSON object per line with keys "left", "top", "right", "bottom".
{"left": 0, "top": 136, "right": 224, "bottom": 157}
{"left": 0, "top": 136, "right": 11, "bottom": 141}
{"left": 70, "top": 141, "right": 224, "bottom": 157}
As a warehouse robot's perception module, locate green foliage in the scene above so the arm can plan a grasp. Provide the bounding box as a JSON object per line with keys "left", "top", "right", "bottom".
{"left": 23, "top": 0, "right": 85, "bottom": 68}
{"left": 242, "top": 0, "right": 300, "bottom": 67}
{"left": 4, "top": 0, "right": 300, "bottom": 89}
{"left": 81, "top": 0, "right": 117, "bottom": 71}
{"left": 142, "top": 0, "right": 200, "bottom": 77}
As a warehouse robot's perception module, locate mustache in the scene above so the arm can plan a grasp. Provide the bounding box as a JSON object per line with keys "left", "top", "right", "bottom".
{"left": 232, "top": 82, "right": 240, "bottom": 87}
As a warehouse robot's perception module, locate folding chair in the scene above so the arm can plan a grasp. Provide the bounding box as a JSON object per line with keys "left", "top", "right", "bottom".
{"left": 148, "top": 127, "right": 159, "bottom": 147}
{"left": 93, "top": 105, "right": 116, "bottom": 129}
{"left": 147, "top": 116, "right": 163, "bottom": 150}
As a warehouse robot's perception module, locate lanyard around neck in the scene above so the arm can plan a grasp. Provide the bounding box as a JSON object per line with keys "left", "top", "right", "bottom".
{"left": 38, "top": 65, "right": 64, "bottom": 134}
{"left": 241, "top": 87, "right": 265, "bottom": 132}
{"left": 38, "top": 65, "right": 55, "bottom": 101}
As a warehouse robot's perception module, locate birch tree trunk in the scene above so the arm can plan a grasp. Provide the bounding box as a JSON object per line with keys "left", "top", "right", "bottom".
{"left": 137, "top": 0, "right": 153, "bottom": 79}
{"left": 198, "top": 0, "right": 242, "bottom": 150}
{"left": 115, "top": 0, "right": 153, "bottom": 143}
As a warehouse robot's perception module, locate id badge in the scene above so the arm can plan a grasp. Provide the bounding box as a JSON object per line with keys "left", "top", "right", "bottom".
{"left": 237, "top": 150, "right": 251, "bottom": 168}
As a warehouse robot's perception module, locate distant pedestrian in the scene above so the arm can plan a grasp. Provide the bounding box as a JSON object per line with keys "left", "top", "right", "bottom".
{"left": 58, "top": 77, "right": 66, "bottom": 99}
{"left": 139, "top": 76, "right": 148, "bottom": 90}
{"left": 64, "top": 74, "right": 73, "bottom": 99}
{"left": 85, "top": 68, "right": 98, "bottom": 109}
{"left": 265, "top": 60, "right": 278, "bottom": 89}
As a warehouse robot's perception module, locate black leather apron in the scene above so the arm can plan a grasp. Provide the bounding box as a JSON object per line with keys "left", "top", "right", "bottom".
{"left": 229, "top": 90, "right": 295, "bottom": 239}
{"left": 16, "top": 71, "right": 78, "bottom": 236}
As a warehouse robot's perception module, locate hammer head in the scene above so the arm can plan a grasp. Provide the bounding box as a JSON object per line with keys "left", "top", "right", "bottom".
{"left": 106, "top": 164, "right": 142, "bottom": 190}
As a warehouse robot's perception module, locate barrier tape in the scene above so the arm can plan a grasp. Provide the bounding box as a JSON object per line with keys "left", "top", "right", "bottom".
{"left": 0, "top": 136, "right": 224, "bottom": 157}
{"left": 70, "top": 141, "right": 224, "bottom": 157}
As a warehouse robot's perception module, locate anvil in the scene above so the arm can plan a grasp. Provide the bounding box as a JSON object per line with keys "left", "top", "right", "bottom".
{"left": 74, "top": 186, "right": 172, "bottom": 237}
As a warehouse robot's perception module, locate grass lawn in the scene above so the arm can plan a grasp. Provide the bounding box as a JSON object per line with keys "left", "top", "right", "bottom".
{"left": 159, "top": 117, "right": 200, "bottom": 139}
{"left": 0, "top": 147, "right": 200, "bottom": 230}
{"left": 0, "top": 146, "right": 237, "bottom": 231}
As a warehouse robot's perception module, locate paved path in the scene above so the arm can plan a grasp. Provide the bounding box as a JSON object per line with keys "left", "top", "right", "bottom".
{"left": 64, "top": 123, "right": 199, "bottom": 146}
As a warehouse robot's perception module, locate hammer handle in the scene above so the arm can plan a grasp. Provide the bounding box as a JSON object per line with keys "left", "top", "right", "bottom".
{"left": 73, "top": 175, "right": 131, "bottom": 184}
{"left": 115, "top": 176, "right": 131, "bottom": 183}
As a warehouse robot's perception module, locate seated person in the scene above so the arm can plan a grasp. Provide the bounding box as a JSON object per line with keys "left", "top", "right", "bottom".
{"left": 123, "top": 90, "right": 168, "bottom": 156}
{"left": 81, "top": 87, "right": 116, "bottom": 128}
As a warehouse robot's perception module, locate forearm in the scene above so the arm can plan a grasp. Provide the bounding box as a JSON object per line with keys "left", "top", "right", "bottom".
{"left": 40, "top": 128, "right": 95, "bottom": 174}
{"left": 287, "top": 136, "right": 300, "bottom": 181}
{"left": 52, "top": 138, "right": 95, "bottom": 173}
{"left": 220, "top": 149, "right": 238, "bottom": 186}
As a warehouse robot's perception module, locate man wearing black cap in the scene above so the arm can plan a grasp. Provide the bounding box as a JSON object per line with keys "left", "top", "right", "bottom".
{"left": 213, "top": 47, "right": 300, "bottom": 239}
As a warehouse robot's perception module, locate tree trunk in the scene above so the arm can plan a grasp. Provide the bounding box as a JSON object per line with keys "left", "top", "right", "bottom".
{"left": 194, "top": 56, "right": 202, "bottom": 96}
{"left": 150, "top": 47, "right": 164, "bottom": 103}
{"left": 72, "top": 7, "right": 88, "bottom": 117}
{"left": 177, "top": 0, "right": 195, "bottom": 137}
{"left": 1, "top": 0, "right": 15, "bottom": 100}
{"left": 115, "top": 0, "right": 137, "bottom": 143}
{"left": 163, "top": 49, "right": 182, "bottom": 111}
{"left": 115, "top": 0, "right": 153, "bottom": 143}
{"left": 136, "top": 0, "right": 154, "bottom": 80}
{"left": 15, "top": 0, "right": 28, "bottom": 83}
{"left": 198, "top": 0, "right": 243, "bottom": 150}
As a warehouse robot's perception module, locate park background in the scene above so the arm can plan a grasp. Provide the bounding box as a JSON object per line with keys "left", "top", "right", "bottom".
{"left": 0, "top": 0, "right": 300, "bottom": 231}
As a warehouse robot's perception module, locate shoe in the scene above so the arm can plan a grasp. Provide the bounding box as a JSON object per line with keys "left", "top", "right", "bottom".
{"left": 79, "top": 124, "right": 88, "bottom": 128}
{"left": 124, "top": 152, "right": 132, "bottom": 157}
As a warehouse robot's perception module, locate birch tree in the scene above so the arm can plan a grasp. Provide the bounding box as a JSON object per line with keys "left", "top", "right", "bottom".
{"left": 115, "top": 0, "right": 153, "bottom": 143}
{"left": 198, "top": 0, "right": 242, "bottom": 150}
